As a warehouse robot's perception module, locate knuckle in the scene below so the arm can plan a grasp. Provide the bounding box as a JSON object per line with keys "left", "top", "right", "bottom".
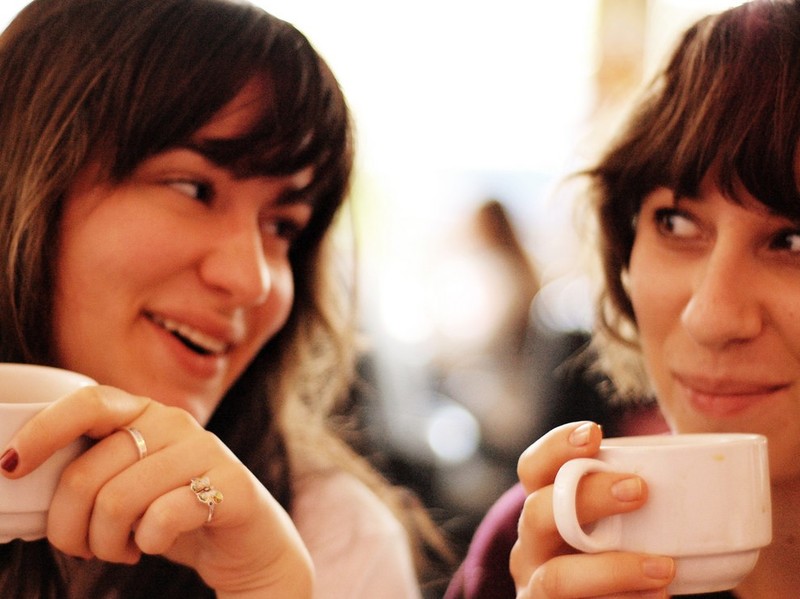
{"left": 509, "top": 540, "right": 530, "bottom": 589}
{"left": 59, "top": 460, "right": 97, "bottom": 497}
{"left": 94, "top": 485, "right": 132, "bottom": 522}
{"left": 529, "top": 561, "right": 565, "bottom": 598}
{"left": 145, "top": 499, "right": 174, "bottom": 531}
{"left": 47, "top": 528, "right": 81, "bottom": 555}
{"left": 520, "top": 490, "right": 554, "bottom": 537}
{"left": 517, "top": 440, "right": 545, "bottom": 482}
{"left": 154, "top": 404, "right": 198, "bottom": 431}
{"left": 80, "top": 385, "right": 117, "bottom": 413}
{"left": 81, "top": 385, "right": 151, "bottom": 426}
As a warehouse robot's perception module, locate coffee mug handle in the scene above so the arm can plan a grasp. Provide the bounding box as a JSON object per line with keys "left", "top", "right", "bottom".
{"left": 552, "top": 458, "right": 622, "bottom": 553}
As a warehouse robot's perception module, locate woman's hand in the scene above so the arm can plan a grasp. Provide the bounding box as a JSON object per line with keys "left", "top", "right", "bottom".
{"left": 510, "top": 421, "right": 674, "bottom": 598}
{"left": 0, "top": 385, "right": 314, "bottom": 598}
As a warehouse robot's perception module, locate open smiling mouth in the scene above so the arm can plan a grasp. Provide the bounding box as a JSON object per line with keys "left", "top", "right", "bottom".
{"left": 147, "top": 313, "right": 229, "bottom": 356}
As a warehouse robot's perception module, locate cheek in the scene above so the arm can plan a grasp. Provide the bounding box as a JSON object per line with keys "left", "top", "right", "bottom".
{"left": 627, "top": 245, "right": 676, "bottom": 368}
{"left": 53, "top": 221, "right": 116, "bottom": 353}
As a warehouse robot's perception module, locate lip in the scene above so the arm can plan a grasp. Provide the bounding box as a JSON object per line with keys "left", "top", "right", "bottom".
{"left": 674, "top": 373, "right": 787, "bottom": 417}
{"left": 143, "top": 310, "right": 241, "bottom": 379}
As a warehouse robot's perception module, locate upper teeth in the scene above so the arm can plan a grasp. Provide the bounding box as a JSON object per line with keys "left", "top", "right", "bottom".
{"left": 152, "top": 314, "right": 228, "bottom": 355}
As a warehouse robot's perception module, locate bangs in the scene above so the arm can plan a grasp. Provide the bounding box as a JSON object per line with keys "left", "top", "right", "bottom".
{"left": 610, "top": 0, "right": 800, "bottom": 219}
{"left": 185, "top": 59, "right": 350, "bottom": 210}
{"left": 82, "top": 0, "right": 350, "bottom": 205}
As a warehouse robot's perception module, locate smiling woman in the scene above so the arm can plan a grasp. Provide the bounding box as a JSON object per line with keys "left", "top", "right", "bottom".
{"left": 628, "top": 180, "right": 800, "bottom": 470}
{"left": 507, "top": 1, "right": 800, "bottom": 597}
{"left": 0, "top": 0, "right": 448, "bottom": 597}
{"left": 52, "top": 80, "right": 314, "bottom": 424}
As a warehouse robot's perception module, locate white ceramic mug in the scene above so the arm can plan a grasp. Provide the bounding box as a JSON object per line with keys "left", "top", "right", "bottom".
{"left": 0, "top": 363, "right": 96, "bottom": 542}
{"left": 553, "top": 433, "right": 771, "bottom": 595}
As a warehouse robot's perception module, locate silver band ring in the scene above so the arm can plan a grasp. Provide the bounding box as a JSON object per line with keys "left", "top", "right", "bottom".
{"left": 120, "top": 427, "right": 148, "bottom": 460}
{"left": 190, "top": 477, "right": 224, "bottom": 524}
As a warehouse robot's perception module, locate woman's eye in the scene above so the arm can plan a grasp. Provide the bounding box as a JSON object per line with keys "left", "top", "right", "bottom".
{"left": 262, "top": 218, "right": 305, "bottom": 243}
{"left": 653, "top": 207, "right": 699, "bottom": 239}
{"left": 261, "top": 202, "right": 313, "bottom": 245}
{"left": 168, "top": 180, "right": 213, "bottom": 202}
{"left": 771, "top": 229, "right": 800, "bottom": 253}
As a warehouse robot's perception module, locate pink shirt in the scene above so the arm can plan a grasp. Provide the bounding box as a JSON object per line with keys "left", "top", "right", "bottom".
{"left": 292, "top": 470, "right": 421, "bottom": 599}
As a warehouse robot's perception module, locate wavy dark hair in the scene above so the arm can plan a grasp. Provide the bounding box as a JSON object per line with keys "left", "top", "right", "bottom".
{"left": 584, "top": 0, "right": 800, "bottom": 395}
{"left": 0, "top": 0, "right": 360, "bottom": 596}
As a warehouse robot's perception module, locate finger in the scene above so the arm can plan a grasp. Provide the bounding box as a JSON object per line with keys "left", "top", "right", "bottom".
{"left": 134, "top": 484, "right": 209, "bottom": 555}
{"left": 576, "top": 471, "right": 648, "bottom": 523}
{"left": 46, "top": 406, "right": 198, "bottom": 557}
{"left": 158, "top": 469, "right": 301, "bottom": 583}
{"left": 513, "top": 472, "right": 649, "bottom": 587}
{"left": 48, "top": 428, "right": 152, "bottom": 558}
{"left": 87, "top": 431, "right": 233, "bottom": 562}
{"left": 518, "top": 421, "right": 603, "bottom": 494}
{"left": 1, "top": 386, "right": 151, "bottom": 478}
{"left": 524, "top": 552, "right": 674, "bottom": 598}
{"left": 49, "top": 409, "right": 214, "bottom": 560}
{"left": 515, "top": 487, "right": 567, "bottom": 568}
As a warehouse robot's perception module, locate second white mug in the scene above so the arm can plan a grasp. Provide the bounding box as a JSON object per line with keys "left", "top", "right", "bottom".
{"left": 552, "top": 433, "right": 771, "bottom": 595}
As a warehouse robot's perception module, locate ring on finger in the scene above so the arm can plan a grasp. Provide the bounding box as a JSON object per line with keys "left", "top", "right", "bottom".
{"left": 119, "top": 426, "right": 148, "bottom": 460}
{"left": 190, "top": 477, "right": 224, "bottom": 524}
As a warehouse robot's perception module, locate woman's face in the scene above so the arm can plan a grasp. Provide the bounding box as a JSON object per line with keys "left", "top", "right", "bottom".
{"left": 53, "top": 80, "right": 314, "bottom": 424}
{"left": 628, "top": 175, "right": 800, "bottom": 480}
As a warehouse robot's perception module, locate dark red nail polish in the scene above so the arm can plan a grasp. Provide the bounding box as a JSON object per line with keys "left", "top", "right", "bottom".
{"left": 0, "top": 449, "right": 19, "bottom": 473}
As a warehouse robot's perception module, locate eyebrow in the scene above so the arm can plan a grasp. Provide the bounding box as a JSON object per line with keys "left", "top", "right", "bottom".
{"left": 170, "top": 142, "right": 317, "bottom": 207}
{"left": 174, "top": 140, "right": 236, "bottom": 169}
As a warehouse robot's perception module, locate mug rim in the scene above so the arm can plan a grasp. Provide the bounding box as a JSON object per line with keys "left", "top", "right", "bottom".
{"left": 0, "top": 363, "right": 96, "bottom": 406}
{"left": 600, "top": 433, "right": 766, "bottom": 449}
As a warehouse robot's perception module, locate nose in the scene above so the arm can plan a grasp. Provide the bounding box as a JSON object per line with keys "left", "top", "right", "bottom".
{"left": 199, "top": 224, "right": 271, "bottom": 307}
{"left": 680, "top": 245, "right": 763, "bottom": 347}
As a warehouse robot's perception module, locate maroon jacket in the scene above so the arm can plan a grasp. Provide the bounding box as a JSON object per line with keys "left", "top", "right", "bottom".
{"left": 444, "top": 484, "right": 525, "bottom": 599}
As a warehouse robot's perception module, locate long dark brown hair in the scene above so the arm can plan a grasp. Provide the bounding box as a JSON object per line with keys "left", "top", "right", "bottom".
{"left": 0, "top": 0, "right": 366, "bottom": 596}
{"left": 584, "top": 0, "right": 800, "bottom": 395}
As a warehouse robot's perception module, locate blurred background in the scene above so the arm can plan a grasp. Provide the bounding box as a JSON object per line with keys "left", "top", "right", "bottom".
{"left": 0, "top": 0, "right": 747, "bottom": 582}
{"left": 243, "top": 0, "right": 744, "bottom": 560}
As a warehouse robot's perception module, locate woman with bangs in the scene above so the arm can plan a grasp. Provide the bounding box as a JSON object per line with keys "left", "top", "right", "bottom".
{"left": 0, "top": 0, "right": 446, "bottom": 597}
{"left": 511, "top": 1, "right": 800, "bottom": 597}
{"left": 448, "top": 1, "right": 800, "bottom": 598}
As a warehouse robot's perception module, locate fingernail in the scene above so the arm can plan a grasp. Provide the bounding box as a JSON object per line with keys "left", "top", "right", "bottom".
{"left": 0, "top": 449, "right": 18, "bottom": 473}
{"left": 611, "top": 476, "right": 643, "bottom": 502}
{"left": 568, "top": 422, "right": 594, "bottom": 446}
{"left": 642, "top": 556, "right": 674, "bottom": 581}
